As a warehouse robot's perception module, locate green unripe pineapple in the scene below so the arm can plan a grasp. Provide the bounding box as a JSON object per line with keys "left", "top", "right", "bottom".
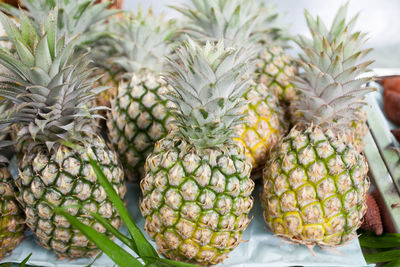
{"left": 105, "top": 10, "right": 176, "bottom": 182}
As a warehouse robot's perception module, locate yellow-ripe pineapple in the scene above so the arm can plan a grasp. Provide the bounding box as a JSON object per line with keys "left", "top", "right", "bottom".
{"left": 172, "top": 0, "right": 287, "bottom": 171}
{"left": 261, "top": 4, "right": 375, "bottom": 247}
{"left": 0, "top": 10, "right": 126, "bottom": 258}
{"left": 105, "top": 10, "right": 176, "bottom": 182}
{"left": 140, "top": 39, "right": 255, "bottom": 265}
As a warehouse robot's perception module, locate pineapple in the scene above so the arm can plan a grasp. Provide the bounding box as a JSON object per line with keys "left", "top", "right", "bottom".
{"left": 0, "top": 156, "right": 25, "bottom": 259}
{"left": 172, "top": 0, "right": 287, "bottom": 171}
{"left": 261, "top": 4, "right": 375, "bottom": 247}
{"left": 140, "top": 39, "right": 255, "bottom": 265}
{"left": 0, "top": 11, "right": 126, "bottom": 258}
{"left": 105, "top": 10, "right": 176, "bottom": 182}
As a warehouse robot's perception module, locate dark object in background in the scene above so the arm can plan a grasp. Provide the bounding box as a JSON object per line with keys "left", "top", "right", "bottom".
{"left": 383, "top": 77, "right": 400, "bottom": 125}
{"left": 391, "top": 128, "right": 400, "bottom": 143}
{"left": 95, "top": 0, "right": 123, "bottom": 9}
{"left": 1, "top": 0, "right": 18, "bottom": 6}
{"left": 361, "top": 194, "right": 383, "bottom": 235}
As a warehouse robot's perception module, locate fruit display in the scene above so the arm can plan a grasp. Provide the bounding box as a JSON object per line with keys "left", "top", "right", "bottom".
{"left": 0, "top": 9, "right": 126, "bottom": 259}
{"left": 140, "top": 40, "right": 255, "bottom": 265}
{"left": 0, "top": 0, "right": 398, "bottom": 266}
{"left": 104, "top": 9, "right": 176, "bottom": 182}
{"left": 173, "top": 0, "right": 287, "bottom": 171}
{"left": 262, "top": 4, "right": 374, "bottom": 247}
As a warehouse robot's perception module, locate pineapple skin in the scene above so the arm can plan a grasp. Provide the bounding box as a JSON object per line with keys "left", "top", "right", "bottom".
{"left": 0, "top": 167, "right": 25, "bottom": 259}
{"left": 107, "top": 71, "right": 174, "bottom": 182}
{"left": 140, "top": 136, "right": 254, "bottom": 265}
{"left": 16, "top": 136, "right": 126, "bottom": 259}
{"left": 235, "top": 81, "right": 286, "bottom": 172}
{"left": 256, "top": 45, "right": 298, "bottom": 103}
{"left": 348, "top": 110, "right": 369, "bottom": 153}
{"left": 262, "top": 126, "right": 369, "bottom": 246}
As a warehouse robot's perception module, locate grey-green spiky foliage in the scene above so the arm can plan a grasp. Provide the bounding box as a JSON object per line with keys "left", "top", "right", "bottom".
{"left": 165, "top": 39, "right": 253, "bottom": 148}
{"left": 102, "top": 8, "right": 176, "bottom": 76}
{"left": 292, "top": 3, "right": 375, "bottom": 131}
{"left": 0, "top": 10, "right": 104, "bottom": 151}
{"left": 172, "top": 0, "right": 268, "bottom": 47}
{"left": 0, "top": 0, "right": 118, "bottom": 45}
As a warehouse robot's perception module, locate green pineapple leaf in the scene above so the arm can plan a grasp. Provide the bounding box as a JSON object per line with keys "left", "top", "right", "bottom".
{"left": 85, "top": 209, "right": 133, "bottom": 249}
{"left": 363, "top": 249, "right": 400, "bottom": 264}
{"left": 359, "top": 231, "right": 400, "bottom": 248}
{"left": 53, "top": 206, "right": 144, "bottom": 267}
{"left": 88, "top": 158, "right": 159, "bottom": 262}
{"left": 19, "top": 253, "right": 33, "bottom": 266}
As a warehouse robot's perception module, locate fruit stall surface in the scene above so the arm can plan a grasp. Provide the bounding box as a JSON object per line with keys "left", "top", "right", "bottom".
{"left": 0, "top": 0, "right": 400, "bottom": 267}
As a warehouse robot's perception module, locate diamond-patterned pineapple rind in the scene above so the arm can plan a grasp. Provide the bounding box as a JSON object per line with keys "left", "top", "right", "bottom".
{"left": 262, "top": 127, "right": 369, "bottom": 247}
{"left": 256, "top": 45, "right": 298, "bottom": 103}
{"left": 235, "top": 82, "right": 286, "bottom": 172}
{"left": 107, "top": 72, "right": 175, "bottom": 182}
{"left": 140, "top": 136, "right": 255, "bottom": 265}
{"left": 16, "top": 137, "right": 126, "bottom": 259}
{"left": 0, "top": 167, "right": 25, "bottom": 259}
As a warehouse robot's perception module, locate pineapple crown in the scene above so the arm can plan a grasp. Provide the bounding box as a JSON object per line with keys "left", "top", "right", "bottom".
{"left": 0, "top": 10, "right": 104, "bottom": 151}
{"left": 166, "top": 39, "right": 253, "bottom": 149}
{"left": 101, "top": 8, "right": 176, "bottom": 75}
{"left": 171, "top": 0, "right": 286, "bottom": 47}
{"left": 0, "top": 0, "right": 119, "bottom": 45}
{"left": 292, "top": 3, "right": 375, "bottom": 130}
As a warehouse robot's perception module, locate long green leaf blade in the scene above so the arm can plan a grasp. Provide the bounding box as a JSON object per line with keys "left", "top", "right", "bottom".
{"left": 151, "top": 257, "right": 199, "bottom": 267}
{"left": 87, "top": 210, "right": 133, "bottom": 249}
{"left": 364, "top": 249, "right": 400, "bottom": 263}
{"left": 53, "top": 207, "right": 144, "bottom": 267}
{"left": 383, "top": 258, "right": 400, "bottom": 267}
{"left": 359, "top": 232, "right": 400, "bottom": 248}
{"left": 89, "top": 158, "right": 159, "bottom": 262}
{"left": 19, "top": 253, "right": 32, "bottom": 266}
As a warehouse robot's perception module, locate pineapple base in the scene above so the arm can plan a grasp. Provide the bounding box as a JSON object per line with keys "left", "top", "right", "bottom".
{"left": 235, "top": 82, "right": 286, "bottom": 172}
{"left": 16, "top": 137, "right": 126, "bottom": 259}
{"left": 140, "top": 136, "right": 254, "bottom": 265}
{"left": 107, "top": 72, "right": 174, "bottom": 182}
{"left": 0, "top": 167, "right": 25, "bottom": 259}
{"left": 262, "top": 126, "right": 369, "bottom": 247}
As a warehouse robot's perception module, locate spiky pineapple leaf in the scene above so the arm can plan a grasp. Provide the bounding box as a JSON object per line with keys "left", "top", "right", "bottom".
{"left": 88, "top": 158, "right": 159, "bottom": 262}
{"left": 19, "top": 253, "right": 33, "bottom": 266}
{"left": 53, "top": 206, "right": 144, "bottom": 267}
{"left": 363, "top": 250, "right": 400, "bottom": 264}
{"left": 359, "top": 231, "right": 400, "bottom": 248}
{"left": 383, "top": 259, "right": 400, "bottom": 267}
{"left": 86, "top": 210, "right": 133, "bottom": 249}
